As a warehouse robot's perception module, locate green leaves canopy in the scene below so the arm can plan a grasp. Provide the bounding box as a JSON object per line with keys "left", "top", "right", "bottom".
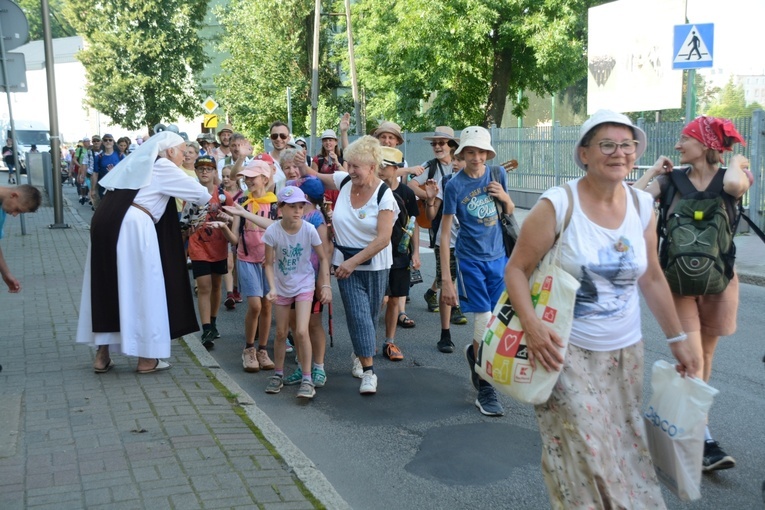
{"left": 63, "top": 0, "right": 209, "bottom": 131}
{"left": 350, "top": 0, "right": 601, "bottom": 130}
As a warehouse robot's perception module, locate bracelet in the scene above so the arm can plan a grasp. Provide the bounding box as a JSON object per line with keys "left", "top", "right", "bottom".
{"left": 666, "top": 332, "right": 688, "bottom": 344}
{"left": 321, "top": 285, "right": 332, "bottom": 290}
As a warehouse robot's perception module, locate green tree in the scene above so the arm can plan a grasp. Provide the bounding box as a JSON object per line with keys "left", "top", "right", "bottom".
{"left": 346, "top": 0, "right": 605, "bottom": 131}
{"left": 63, "top": 0, "right": 209, "bottom": 132}
{"left": 705, "top": 78, "right": 763, "bottom": 119}
{"left": 215, "top": 0, "right": 343, "bottom": 141}
{"left": 16, "top": 0, "right": 76, "bottom": 40}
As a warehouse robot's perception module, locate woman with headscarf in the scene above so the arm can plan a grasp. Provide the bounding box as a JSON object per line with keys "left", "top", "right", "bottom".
{"left": 633, "top": 115, "right": 750, "bottom": 472}
{"left": 76, "top": 132, "right": 212, "bottom": 374}
{"left": 505, "top": 110, "right": 699, "bottom": 508}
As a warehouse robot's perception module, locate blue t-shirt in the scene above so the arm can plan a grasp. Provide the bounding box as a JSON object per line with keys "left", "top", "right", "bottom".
{"left": 0, "top": 208, "right": 6, "bottom": 240}
{"left": 442, "top": 165, "right": 505, "bottom": 261}
{"left": 96, "top": 152, "right": 123, "bottom": 179}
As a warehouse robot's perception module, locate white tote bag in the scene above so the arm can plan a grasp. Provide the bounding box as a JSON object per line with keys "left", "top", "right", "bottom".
{"left": 474, "top": 238, "right": 580, "bottom": 405}
{"left": 643, "top": 360, "right": 718, "bottom": 501}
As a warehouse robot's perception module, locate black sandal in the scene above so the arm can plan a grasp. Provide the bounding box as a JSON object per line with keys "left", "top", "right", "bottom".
{"left": 397, "top": 312, "right": 415, "bottom": 328}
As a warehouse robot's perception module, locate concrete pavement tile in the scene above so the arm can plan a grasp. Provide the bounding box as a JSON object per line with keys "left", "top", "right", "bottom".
{"left": 52, "top": 469, "right": 79, "bottom": 486}
{"left": 83, "top": 487, "right": 113, "bottom": 506}
{"left": 253, "top": 455, "right": 284, "bottom": 470}
{"left": 0, "top": 492, "right": 24, "bottom": 510}
{"left": 260, "top": 503, "right": 316, "bottom": 510}
{"left": 130, "top": 466, "right": 160, "bottom": 483}
{"left": 140, "top": 483, "right": 194, "bottom": 501}
{"left": 110, "top": 484, "right": 140, "bottom": 501}
{"left": 249, "top": 484, "right": 284, "bottom": 503}
{"left": 24, "top": 473, "right": 53, "bottom": 489}
{"left": 79, "top": 470, "right": 133, "bottom": 489}
{"left": 27, "top": 485, "right": 82, "bottom": 505}
{"left": 168, "top": 492, "right": 202, "bottom": 509}
{"left": 188, "top": 473, "right": 222, "bottom": 492}
{"left": 274, "top": 485, "right": 306, "bottom": 502}
{"left": 199, "top": 494, "right": 259, "bottom": 508}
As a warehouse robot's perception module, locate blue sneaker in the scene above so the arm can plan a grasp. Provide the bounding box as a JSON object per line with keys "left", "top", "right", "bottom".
{"left": 283, "top": 367, "right": 303, "bottom": 386}
{"left": 464, "top": 344, "right": 480, "bottom": 391}
{"left": 312, "top": 367, "right": 327, "bottom": 388}
{"left": 475, "top": 383, "right": 504, "bottom": 417}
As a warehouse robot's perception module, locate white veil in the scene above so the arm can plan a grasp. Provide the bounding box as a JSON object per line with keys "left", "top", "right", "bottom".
{"left": 99, "top": 131, "right": 185, "bottom": 190}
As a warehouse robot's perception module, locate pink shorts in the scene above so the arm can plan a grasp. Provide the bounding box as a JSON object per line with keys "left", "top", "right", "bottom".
{"left": 673, "top": 274, "right": 739, "bottom": 337}
{"left": 274, "top": 290, "right": 315, "bottom": 306}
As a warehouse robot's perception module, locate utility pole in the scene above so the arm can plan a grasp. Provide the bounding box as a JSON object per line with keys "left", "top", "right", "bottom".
{"left": 41, "top": 0, "right": 67, "bottom": 227}
{"left": 344, "top": 0, "right": 361, "bottom": 135}
{"left": 309, "top": 0, "right": 321, "bottom": 156}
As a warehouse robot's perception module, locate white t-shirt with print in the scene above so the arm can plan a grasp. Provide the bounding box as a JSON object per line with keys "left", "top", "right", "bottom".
{"left": 263, "top": 220, "right": 322, "bottom": 298}
{"left": 540, "top": 178, "right": 653, "bottom": 352}
{"left": 331, "top": 171, "right": 396, "bottom": 271}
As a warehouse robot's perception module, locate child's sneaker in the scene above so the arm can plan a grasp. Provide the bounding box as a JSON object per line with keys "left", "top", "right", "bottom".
{"left": 450, "top": 306, "right": 468, "bottom": 325}
{"left": 242, "top": 346, "right": 259, "bottom": 372}
{"left": 256, "top": 349, "right": 275, "bottom": 370}
{"left": 312, "top": 367, "right": 327, "bottom": 388}
{"left": 283, "top": 367, "right": 303, "bottom": 386}
{"left": 224, "top": 293, "right": 236, "bottom": 310}
{"left": 265, "top": 375, "right": 283, "bottom": 394}
{"left": 201, "top": 329, "right": 215, "bottom": 350}
{"left": 296, "top": 380, "right": 316, "bottom": 399}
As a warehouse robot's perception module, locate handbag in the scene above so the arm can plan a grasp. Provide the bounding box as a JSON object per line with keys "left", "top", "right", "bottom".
{"left": 489, "top": 166, "right": 519, "bottom": 257}
{"left": 474, "top": 183, "right": 579, "bottom": 405}
{"left": 643, "top": 360, "right": 718, "bottom": 501}
{"left": 409, "top": 268, "right": 423, "bottom": 286}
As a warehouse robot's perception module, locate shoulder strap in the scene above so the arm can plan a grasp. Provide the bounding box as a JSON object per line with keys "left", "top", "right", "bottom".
{"left": 627, "top": 185, "right": 640, "bottom": 215}
{"left": 559, "top": 183, "right": 575, "bottom": 240}
{"left": 738, "top": 206, "right": 765, "bottom": 244}
{"left": 376, "top": 182, "right": 389, "bottom": 204}
{"left": 340, "top": 175, "right": 351, "bottom": 190}
{"left": 668, "top": 169, "right": 697, "bottom": 197}
{"left": 426, "top": 158, "right": 441, "bottom": 180}
{"left": 489, "top": 165, "right": 506, "bottom": 215}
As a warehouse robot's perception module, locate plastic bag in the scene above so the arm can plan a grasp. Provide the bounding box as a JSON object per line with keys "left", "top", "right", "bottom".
{"left": 643, "top": 360, "right": 718, "bottom": 501}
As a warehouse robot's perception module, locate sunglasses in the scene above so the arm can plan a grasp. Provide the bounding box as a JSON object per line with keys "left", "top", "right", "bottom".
{"left": 430, "top": 141, "right": 448, "bottom": 147}
{"left": 270, "top": 133, "right": 289, "bottom": 140}
{"left": 102, "top": 138, "right": 114, "bottom": 142}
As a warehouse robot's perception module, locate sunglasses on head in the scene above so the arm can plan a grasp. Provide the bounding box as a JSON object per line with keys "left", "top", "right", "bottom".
{"left": 430, "top": 140, "right": 448, "bottom": 147}
{"left": 270, "top": 133, "right": 289, "bottom": 140}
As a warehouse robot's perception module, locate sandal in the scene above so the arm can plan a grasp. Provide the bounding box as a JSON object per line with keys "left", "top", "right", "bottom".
{"left": 397, "top": 312, "right": 415, "bottom": 329}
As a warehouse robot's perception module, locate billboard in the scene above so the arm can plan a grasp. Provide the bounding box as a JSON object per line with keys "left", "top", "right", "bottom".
{"left": 587, "top": 0, "right": 684, "bottom": 114}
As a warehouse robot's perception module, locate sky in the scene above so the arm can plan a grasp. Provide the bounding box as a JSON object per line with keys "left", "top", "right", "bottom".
{"left": 686, "top": 0, "right": 764, "bottom": 81}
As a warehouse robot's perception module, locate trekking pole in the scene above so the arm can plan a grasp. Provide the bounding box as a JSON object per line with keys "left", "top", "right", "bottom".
{"left": 328, "top": 302, "right": 334, "bottom": 347}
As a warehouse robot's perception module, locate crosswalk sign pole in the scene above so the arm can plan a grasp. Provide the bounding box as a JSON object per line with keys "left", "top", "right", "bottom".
{"left": 685, "top": 69, "right": 696, "bottom": 122}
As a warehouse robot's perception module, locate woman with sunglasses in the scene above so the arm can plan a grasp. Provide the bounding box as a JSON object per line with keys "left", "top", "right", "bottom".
{"left": 311, "top": 129, "right": 346, "bottom": 209}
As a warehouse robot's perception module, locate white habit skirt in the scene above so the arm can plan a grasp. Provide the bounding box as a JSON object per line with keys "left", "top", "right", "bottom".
{"left": 76, "top": 206, "right": 171, "bottom": 358}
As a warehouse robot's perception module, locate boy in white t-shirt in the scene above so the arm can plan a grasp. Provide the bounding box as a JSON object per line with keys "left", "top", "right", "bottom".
{"left": 263, "top": 186, "right": 332, "bottom": 400}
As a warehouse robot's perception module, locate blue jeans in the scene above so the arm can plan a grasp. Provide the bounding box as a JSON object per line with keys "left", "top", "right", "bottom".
{"left": 337, "top": 269, "right": 389, "bottom": 358}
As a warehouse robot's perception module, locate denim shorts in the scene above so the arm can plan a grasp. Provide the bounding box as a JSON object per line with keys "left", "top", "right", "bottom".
{"left": 456, "top": 256, "right": 507, "bottom": 313}
{"left": 236, "top": 260, "right": 270, "bottom": 298}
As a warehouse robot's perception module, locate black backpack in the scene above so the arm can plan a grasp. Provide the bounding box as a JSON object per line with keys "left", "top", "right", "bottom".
{"left": 658, "top": 168, "right": 738, "bottom": 295}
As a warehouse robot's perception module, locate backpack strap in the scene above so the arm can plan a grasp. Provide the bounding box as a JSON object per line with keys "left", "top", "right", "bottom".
{"left": 426, "top": 158, "right": 442, "bottom": 180}
{"left": 340, "top": 175, "right": 388, "bottom": 205}
{"left": 627, "top": 185, "right": 640, "bottom": 215}
{"left": 489, "top": 165, "right": 506, "bottom": 215}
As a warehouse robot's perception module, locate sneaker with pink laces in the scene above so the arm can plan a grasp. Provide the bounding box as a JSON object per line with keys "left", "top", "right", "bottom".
{"left": 242, "top": 346, "right": 260, "bottom": 372}
{"left": 256, "top": 348, "right": 275, "bottom": 370}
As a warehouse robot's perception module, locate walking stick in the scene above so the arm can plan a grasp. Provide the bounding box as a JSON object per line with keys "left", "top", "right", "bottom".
{"left": 328, "top": 302, "right": 334, "bottom": 347}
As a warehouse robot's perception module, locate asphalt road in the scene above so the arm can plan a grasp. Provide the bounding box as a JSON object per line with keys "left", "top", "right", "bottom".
{"left": 63, "top": 182, "right": 765, "bottom": 509}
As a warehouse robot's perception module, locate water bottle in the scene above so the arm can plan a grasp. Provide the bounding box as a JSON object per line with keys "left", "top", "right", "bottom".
{"left": 398, "top": 216, "right": 416, "bottom": 253}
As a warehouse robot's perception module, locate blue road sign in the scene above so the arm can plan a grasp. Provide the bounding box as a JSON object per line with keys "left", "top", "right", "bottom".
{"left": 673, "top": 23, "right": 714, "bottom": 70}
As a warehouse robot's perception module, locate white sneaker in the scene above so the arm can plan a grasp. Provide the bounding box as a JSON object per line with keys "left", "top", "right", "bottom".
{"left": 359, "top": 371, "right": 377, "bottom": 394}
{"left": 351, "top": 354, "right": 363, "bottom": 379}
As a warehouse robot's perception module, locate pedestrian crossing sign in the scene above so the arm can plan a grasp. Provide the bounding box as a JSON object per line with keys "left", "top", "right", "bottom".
{"left": 673, "top": 23, "right": 714, "bottom": 70}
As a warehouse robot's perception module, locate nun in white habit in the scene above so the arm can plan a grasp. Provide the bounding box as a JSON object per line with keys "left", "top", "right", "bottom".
{"left": 76, "top": 132, "right": 212, "bottom": 374}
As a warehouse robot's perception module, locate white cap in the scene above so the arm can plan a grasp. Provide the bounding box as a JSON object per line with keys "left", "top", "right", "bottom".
{"left": 573, "top": 110, "right": 647, "bottom": 170}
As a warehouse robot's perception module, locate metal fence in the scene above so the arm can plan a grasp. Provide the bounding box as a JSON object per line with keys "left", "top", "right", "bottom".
{"left": 267, "top": 110, "right": 765, "bottom": 228}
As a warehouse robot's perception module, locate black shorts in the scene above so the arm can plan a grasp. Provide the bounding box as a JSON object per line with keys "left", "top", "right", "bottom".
{"left": 191, "top": 259, "right": 228, "bottom": 279}
{"left": 386, "top": 267, "right": 410, "bottom": 298}
{"left": 434, "top": 245, "right": 457, "bottom": 289}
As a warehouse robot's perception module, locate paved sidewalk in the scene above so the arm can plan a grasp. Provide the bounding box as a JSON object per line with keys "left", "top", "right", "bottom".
{"left": 0, "top": 198, "right": 347, "bottom": 509}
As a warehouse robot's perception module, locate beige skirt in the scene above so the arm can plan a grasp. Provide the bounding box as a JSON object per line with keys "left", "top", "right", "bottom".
{"left": 535, "top": 341, "right": 665, "bottom": 510}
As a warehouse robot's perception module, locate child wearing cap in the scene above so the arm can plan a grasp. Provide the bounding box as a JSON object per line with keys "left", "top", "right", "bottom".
{"left": 220, "top": 160, "right": 279, "bottom": 374}
{"left": 262, "top": 186, "right": 332, "bottom": 399}
{"left": 185, "top": 155, "right": 234, "bottom": 349}
{"left": 440, "top": 126, "right": 514, "bottom": 418}
{"left": 281, "top": 176, "right": 333, "bottom": 387}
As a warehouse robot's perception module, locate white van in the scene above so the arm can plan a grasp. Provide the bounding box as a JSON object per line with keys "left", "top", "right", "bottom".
{"left": 0, "top": 118, "right": 51, "bottom": 169}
